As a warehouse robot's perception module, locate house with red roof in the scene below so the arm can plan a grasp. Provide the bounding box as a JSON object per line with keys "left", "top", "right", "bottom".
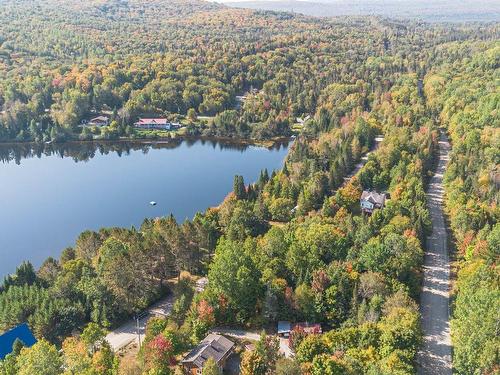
{"left": 134, "top": 118, "right": 171, "bottom": 130}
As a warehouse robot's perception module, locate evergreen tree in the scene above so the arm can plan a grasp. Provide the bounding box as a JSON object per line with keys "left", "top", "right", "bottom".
{"left": 233, "top": 175, "right": 246, "bottom": 200}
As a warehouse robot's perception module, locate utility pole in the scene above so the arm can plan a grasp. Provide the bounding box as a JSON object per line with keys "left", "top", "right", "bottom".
{"left": 135, "top": 311, "right": 148, "bottom": 347}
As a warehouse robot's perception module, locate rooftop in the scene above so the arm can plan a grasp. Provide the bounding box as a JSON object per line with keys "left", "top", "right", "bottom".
{"left": 182, "top": 333, "right": 234, "bottom": 369}
{"left": 90, "top": 116, "right": 109, "bottom": 122}
{"left": 278, "top": 321, "right": 291, "bottom": 333}
{"left": 361, "top": 190, "right": 386, "bottom": 206}
{"left": 135, "top": 118, "right": 169, "bottom": 125}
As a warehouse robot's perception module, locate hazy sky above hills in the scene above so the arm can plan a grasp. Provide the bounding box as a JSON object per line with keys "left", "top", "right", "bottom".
{"left": 210, "top": 0, "right": 500, "bottom": 22}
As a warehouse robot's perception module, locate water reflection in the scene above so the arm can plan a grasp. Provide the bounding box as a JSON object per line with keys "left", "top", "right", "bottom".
{"left": 0, "top": 138, "right": 290, "bottom": 277}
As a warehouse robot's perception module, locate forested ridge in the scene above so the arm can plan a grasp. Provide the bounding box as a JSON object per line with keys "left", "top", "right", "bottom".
{"left": 0, "top": 1, "right": 498, "bottom": 374}
{"left": 0, "top": 0, "right": 495, "bottom": 142}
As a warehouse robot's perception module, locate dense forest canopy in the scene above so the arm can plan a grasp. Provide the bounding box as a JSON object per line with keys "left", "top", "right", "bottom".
{"left": 0, "top": 0, "right": 497, "bottom": 142}
{"left": 0, "top": 1, "right": 498, "bottom": 374}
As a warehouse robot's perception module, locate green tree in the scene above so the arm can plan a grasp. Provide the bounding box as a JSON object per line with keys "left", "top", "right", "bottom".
{"left": 0, "top": 339, "right": 24, "bottom": 375}
{"left": 187, "top": 108, "right": 198, "bottom": 122}
{"left": 311, "top": 354, "right": 349, "bottom": 375}
{"left": 207, "top": 238, "right": 263, "bottom": 323}
{"left": 295, "top": 334, "right": 327, "bottom": 364}
{"left": 202, "top": 357, "right": 221, "bottom": 375}
{"left": 451, "top": 261, "right": 499, "bottom": 374}
{"left": 233, "top": 175, "right": 246, "bottom": 200}
{"left": 81, "top": 322, "right": 106, "bottom": 354}
{"left": 276, "top": 358, "right": 301, "bottom": 375}
{"left": 16, "top": 340, "right": 63, "bottom": 375}
{"left": 240, "top": 332, "right": 281, "bottom": 375}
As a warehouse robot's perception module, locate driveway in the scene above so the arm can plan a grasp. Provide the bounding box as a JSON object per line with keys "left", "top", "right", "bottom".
{"left": 417, "top": 133, "right": 452, "bottom": 374}
{"left": 212, "top": 328, "right": 293, "bottom": 358}
{"left": 105, "top": 295, "right": 174, "bottom": 352}
{"left": 342, "top": 136, "right": 384, "bottom": 185}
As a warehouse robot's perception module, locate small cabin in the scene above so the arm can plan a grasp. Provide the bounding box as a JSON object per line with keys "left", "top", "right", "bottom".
{"left": 360, "top": 190, "right": 386, "bottom": 214}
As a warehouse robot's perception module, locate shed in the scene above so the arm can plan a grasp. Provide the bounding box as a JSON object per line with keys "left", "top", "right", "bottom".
{"left": 278, "top": 321, "right": 292, "bottom": 337}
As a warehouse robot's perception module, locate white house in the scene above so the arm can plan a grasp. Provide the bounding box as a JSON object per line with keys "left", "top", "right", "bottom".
{"left": 88, "top": 116, "right": 109, "bottom": 127}
{"left": 360, "top": 190, "right": 386, "bottom": 214}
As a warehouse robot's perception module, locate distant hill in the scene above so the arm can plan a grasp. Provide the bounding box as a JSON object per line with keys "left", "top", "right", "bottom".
{"left": 224, "top": 0, "right": 500, "bottom": 22}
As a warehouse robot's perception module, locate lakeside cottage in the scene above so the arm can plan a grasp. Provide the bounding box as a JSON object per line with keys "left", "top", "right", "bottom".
{"left": 134, "top": 118, "right": 181, "bottom": 130}
{"left": 181, "top": 333, "right": 234, "bottom": 375}
{"left": 88, "top": 116, "right": 110, "bottom": 127}
{"left": 360, "top": 190, "right": 387, "bottom": 214}
{"left": 134, "top": 118, "right": 170, "bottom": 130}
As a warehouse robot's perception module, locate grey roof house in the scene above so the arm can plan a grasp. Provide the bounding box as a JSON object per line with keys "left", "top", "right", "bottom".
{"left": 360, "top": 190, "right": 386, "bottom": 214}
{"left": 181, "top": 334, "right": 234, "bottom": 375}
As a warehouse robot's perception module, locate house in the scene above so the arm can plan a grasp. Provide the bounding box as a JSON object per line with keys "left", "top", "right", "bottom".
{"left": 134, "top": 118, "right": 171, "bottom": 130}
{"left": 360, "top": 190, "right": 386, "bottom": 214}
{"left": 278, "top": 321, "right": 292, "bottom": 338}
{"left": 88, "top": 116, "right": 110, "bottom": 127}
{"left": 182, "top": 334, "right": 235, "bottom": 375}
{"left": 296, "top": 115, "right": 311, "bottom": 125}
{"left": 293, "top": 322, "right": 322, "bottom": 335}
{"left": 0, "top": 323, "right": 37, "bottom": 360}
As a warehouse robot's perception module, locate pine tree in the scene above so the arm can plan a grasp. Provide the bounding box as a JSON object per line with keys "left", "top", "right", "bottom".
{"left": 233, "top": 175, "right": 246, "bottom": 200}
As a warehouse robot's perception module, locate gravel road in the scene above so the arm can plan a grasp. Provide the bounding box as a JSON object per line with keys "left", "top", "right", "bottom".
{"left": 417, "top": 133, "right": 452, "bottom": 374}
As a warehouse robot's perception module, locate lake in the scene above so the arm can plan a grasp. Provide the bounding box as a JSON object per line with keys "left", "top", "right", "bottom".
{"left": 0, "top": 139, "right": 290, "bottom": 278}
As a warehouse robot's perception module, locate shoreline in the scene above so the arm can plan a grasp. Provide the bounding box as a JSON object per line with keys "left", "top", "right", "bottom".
{"left": 0, "top": 135, "right": 292, "bottom": 278}
{"left": 0, "top": 134, "right": 293, "bottom": 150}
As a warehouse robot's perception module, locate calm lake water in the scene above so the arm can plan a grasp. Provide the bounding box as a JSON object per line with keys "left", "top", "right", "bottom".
{"left": 0, "top": 139, "right": 290, "bottom": 277}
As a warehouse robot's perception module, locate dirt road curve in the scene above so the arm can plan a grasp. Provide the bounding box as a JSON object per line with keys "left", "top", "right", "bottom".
{"left": 417, "top": 133, "right": 452, "bottom": 374}
{"left": 342, "top": 136, "right": 384, "bottom": 185}
{"left": 105, "top": 296, "right": 174, "bottom": 351}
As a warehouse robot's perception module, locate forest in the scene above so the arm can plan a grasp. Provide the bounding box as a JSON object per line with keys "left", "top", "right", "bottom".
{"left": 0, "top": 1, "right": 498, "bottom": 374}
{"left": 0, "top": 0, "right": 494, "bottom": 143}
